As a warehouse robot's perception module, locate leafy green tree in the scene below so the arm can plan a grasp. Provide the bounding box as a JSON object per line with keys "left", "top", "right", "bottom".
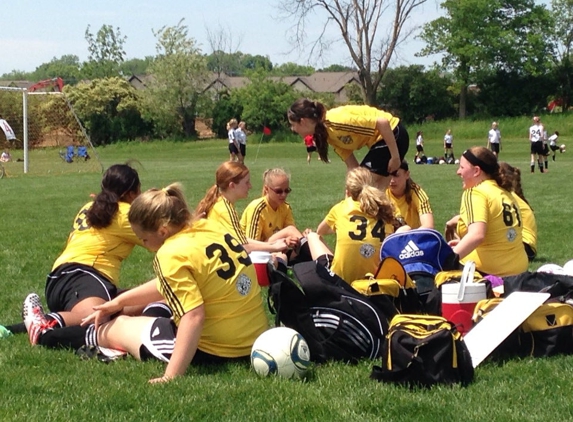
{"left": 419, "top": 0, "right": 553, "bottom": 118}
{"left": 141, "top": 19, "right": 210, "bottom": 138}
{"left": 230, "top": 70, "right": 298, "bottom": 132}
{"left": 318, "top": 64, "right": 356, "bottom": 72}
{"left": 32, "top": 55, "right": 81, "bottom": 85}
{"left": 83, "top": 24, "right": 127, "bottom": 79}
{"left": 65, "top": 77, "right": 149, "bottom": 145}
{"left": 378, "top": 66, "right": 456, "bottom": 123}
{"left": 120, "top": 57, "right": 154, "bottom": 76}
{"left": 550, "top": 0, "right": 573, "bottom": 110}
{"left": 272, "top": 62, "right": 315, "bottom": 76}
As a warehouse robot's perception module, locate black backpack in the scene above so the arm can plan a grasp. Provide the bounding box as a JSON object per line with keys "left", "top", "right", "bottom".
{"left": 267, "top": 261, "right": 398, "bottom": 363}
{"left": 371, "top": 314, "right": 474, "bottom": 388}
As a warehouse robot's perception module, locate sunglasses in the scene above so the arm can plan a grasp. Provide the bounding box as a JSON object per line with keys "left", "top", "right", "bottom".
{"left": 267, "top": 186, "right": 292, "bottom": 195}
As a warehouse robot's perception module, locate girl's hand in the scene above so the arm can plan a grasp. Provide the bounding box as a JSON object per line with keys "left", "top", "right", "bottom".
{"left": 387, "top": 155, "right": 401, "bottom": 174}
{"left": 81, "top": 301, "right": 123, "bottom": 329}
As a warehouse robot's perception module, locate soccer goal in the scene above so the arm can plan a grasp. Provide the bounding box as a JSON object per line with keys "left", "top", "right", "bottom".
{"left": 0, "top": 86, "right": 103, "bottom": 176}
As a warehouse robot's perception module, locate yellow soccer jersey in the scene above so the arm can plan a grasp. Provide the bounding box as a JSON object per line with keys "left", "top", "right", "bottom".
{"left": 207, "top": 196, "right": 248, "bottom": 244}
{"left": 52, "top": 201, "right": 142, "bottom": 285}
{"left": 512, "top": 193, "right": 537, "bottom": 254}
{"left": 385, "top": 183, "right": 432, "bottom": 229}
{"left": 325, "top": 105, "right": 401, "bottom": 161}
{"left": 240, "top": 196, "right": 295, "bottom": 241}
{"left": 325, "top": 197, "right": 395, "bottom": 283}
{"left": 456, "top": 180, "right": 528, "bottom": 277}
{"left": 153, "top": 219, "right": 268, "bottom": 358}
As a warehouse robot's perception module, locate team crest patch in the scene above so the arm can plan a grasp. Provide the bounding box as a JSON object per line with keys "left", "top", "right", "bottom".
{"left": 339, "top": 135, "right": 353, "bottom": 145}
{"left": 236, "top": 274, "right": 252, "bottom": 295}
{"left": 360, "top": 243, "right": 376, "bottom": 259}
{"left": 506, "top": 228, "right": 517, "bottom": 242}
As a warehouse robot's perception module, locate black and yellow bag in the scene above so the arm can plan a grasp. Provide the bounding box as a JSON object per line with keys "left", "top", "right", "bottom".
{"left": 351, "top": 257, "right": 422, "bottom": 314}
{"left": 473, "top": 299, "right": 573, "bottom": 358}
{"left": 371, "top": 314, "right": 474, "bottom": 388}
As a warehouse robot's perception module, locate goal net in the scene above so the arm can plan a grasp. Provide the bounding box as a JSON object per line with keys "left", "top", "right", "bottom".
{"left": 0, "top": 86, "right": 103, "bottom": 176}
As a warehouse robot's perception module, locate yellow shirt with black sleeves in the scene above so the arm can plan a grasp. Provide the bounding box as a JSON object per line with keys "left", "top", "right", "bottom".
{"left": 325, "top": 105, "right": 400, "bottom": 161}
{"left": 456, "top": 180, "right": 528, "bottom": 277}
{"left": 240, "top": 196, "right": 295, "bottom": 241}
{"left": 324, "top": 197, "right": 395, "bottom": 283}
{"left": 153, "top": 219, "right": 268, "bottom": 358}
{"left": 385, "top": 183, "right": 432, "bottom": 229}
{"left": 52, "top": 201, "right": 143, "bottom": 285}
{"left": 207, "top": 196, "right": 248, "bottom": 244}
{"left": 512, "top": 193, "right": 537, "bottom": 254}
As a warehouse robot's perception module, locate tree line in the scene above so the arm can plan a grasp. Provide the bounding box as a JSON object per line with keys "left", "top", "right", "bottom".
{"left": 1, "top": 0, "right": 571, "bottom": 145}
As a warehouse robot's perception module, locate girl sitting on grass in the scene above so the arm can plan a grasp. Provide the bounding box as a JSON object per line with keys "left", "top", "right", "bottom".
{"left": 27, "top": 183, "right": 268, "bottom": 383}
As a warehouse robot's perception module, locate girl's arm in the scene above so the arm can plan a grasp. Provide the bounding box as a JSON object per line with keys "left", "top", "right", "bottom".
{"left": 150, "top": 305, "right": 205, "bottom": 383}
{"left": 450, "top": 222, "right": 486, "bottom": 259}
{"left": 316, "top": 219, "right": 334, "bottom": 236}
{"left": 344, "top": 153, "right": 359, "bottom": 171}
{"left": 376, "top": 118, "right": 400, "bottom": 174}
{"left": 82, "top": 279, "right": 163, "bottom": 328}
{"left": 419, "top": 213, "right": 434, "bottom": 229}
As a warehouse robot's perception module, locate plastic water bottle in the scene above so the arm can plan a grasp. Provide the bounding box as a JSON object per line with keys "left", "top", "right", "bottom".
{"left": 0, "top": 325, "right": 13, "bottom": 339}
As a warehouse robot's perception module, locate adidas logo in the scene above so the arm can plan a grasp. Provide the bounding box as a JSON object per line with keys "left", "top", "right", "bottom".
{"left": 399, "top": 240, "right": 424, "bottom": 259}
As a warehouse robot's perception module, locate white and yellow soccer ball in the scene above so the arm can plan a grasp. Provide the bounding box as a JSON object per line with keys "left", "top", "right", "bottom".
{"left": 560, "top": 144, "right": 566, "bottom": 153}
{"left": 251, "top": 327, "right": 311, "bottom": 379}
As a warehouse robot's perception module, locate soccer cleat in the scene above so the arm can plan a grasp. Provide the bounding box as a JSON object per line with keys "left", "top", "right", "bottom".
{"left": 22, "top": 293, "right": 56, "bottom": 345}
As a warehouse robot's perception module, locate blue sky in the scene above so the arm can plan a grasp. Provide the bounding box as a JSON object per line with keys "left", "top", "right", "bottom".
{"left": 1, "top": 0, "right": 447, "bottom": 76}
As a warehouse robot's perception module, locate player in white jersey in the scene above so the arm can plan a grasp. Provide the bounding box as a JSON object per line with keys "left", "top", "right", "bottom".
{"left": 487, "top": 122, "right": 501, "bottom": 157}
{"left": 528, "top": 116, "right": 545, "bottom": 173}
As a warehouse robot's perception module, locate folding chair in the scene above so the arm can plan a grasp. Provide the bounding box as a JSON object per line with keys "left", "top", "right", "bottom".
{"left": 77, "top": 146, "right": 90, "bottom": 161}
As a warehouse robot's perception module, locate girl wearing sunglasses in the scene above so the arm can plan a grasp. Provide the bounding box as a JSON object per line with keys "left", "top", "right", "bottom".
{"left": 241, "top": 168, "right": 309, "bottom": 262}
{"left": 195, "top": 161, "right": 294, "bottom": 253}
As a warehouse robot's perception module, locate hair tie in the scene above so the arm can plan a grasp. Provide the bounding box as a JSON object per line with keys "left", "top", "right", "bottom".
{"left": 162, "top": 187, "right": 169, "bottom": 195}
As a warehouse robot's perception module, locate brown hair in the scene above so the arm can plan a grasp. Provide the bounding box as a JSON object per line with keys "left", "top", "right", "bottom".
{"left": 346, "top": 167, "right": 395, "bottom": 223}
{"left": 86, "top": 163, "right": 140, "bottom": 229}
{"left": 128, "top": 183, "right": 191, "bottom": 232}
{"left": 499, "top": 162, "right": 531, "bottom": 207}
{"left": 288, "top": 98, "right": 329, "bottom": 162}
{"left": 463, "top": 146, "right": 502, "bottom": 186}
{"left": 195, "top": 162, "right": 250, "bottom": 217}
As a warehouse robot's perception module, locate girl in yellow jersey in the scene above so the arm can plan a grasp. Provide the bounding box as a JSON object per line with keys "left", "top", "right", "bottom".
{"left": 195, "top": 161, "right": 295, "bottom": 253}
{"left": 287, "top": 98, "right": 410, "bottom": 190}
{"left": 17, "top": 164, "right": 143, "bottom": 344}
{"left": 76, "top": 184, "right": 268, "bottom": 383}
{"left": 305, "top": 167, "right": 406, "bottom": 283}
{"left": 241, "top": 168, "right": 309, "bottom": 262}
{"left": 446, "top": 147, "right": 528, "bottom": 277}
{"left": 499, "top": 162, "right": 537, "bottom": 261}
{"left": 386, "top": 160, "right": 434, "bottom": 229}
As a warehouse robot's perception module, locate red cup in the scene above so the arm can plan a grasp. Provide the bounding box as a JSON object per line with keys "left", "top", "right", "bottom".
{"left": 250, "top": 252, "right": 271, "bottom": 286}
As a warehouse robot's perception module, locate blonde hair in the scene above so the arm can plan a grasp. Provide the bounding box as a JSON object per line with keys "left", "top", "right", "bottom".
{"left": 128, "top": 183, "right": 191, "bottom": 232}
{"left": 346, "top": 167, "right": 395, "bottom": 223}
{"left": 262, "top": 168, "right": 290, "bottom": 196}
{"left": 226, "top": 118, "right": 238, "bottom": 131}
{"left": 195, "top": 162, "right": 250, "bottom": 217}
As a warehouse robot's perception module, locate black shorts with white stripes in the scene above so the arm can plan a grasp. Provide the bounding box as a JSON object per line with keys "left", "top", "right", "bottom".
{"left": 45, "top": 263, "right": 118, "bottom": 312}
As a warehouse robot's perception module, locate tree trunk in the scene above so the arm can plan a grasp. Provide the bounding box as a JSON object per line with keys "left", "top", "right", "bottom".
{"left": 459, "top": 82, "right": 467, "bottom": 119}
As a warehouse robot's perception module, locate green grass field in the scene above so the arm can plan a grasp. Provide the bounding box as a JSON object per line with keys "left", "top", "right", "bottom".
{"left": 1, "top": 128, "right": 573, "bottom": 421}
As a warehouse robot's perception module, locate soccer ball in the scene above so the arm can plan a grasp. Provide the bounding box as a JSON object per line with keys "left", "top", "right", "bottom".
{"left": 537, "top": 263, "right": 565, "bottom": 275}
{"left": 560, "top": 144, "right": 566, "bottom": 153}
{"left": 454, "top": 159, "right": 460, "bottom": 164}
{"left": 251, "top": 327, "right": 311, "bottom": 379}
{"left": 439, "top": 159, "right": 446, "bottom": 165}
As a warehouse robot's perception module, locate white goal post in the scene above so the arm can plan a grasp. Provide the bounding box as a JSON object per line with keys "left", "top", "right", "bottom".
{"left": 0, "top": 86, "right": 29, "bottom": 172}
{"left": 0, "top": 86, "right": 102, "bottom": 175}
